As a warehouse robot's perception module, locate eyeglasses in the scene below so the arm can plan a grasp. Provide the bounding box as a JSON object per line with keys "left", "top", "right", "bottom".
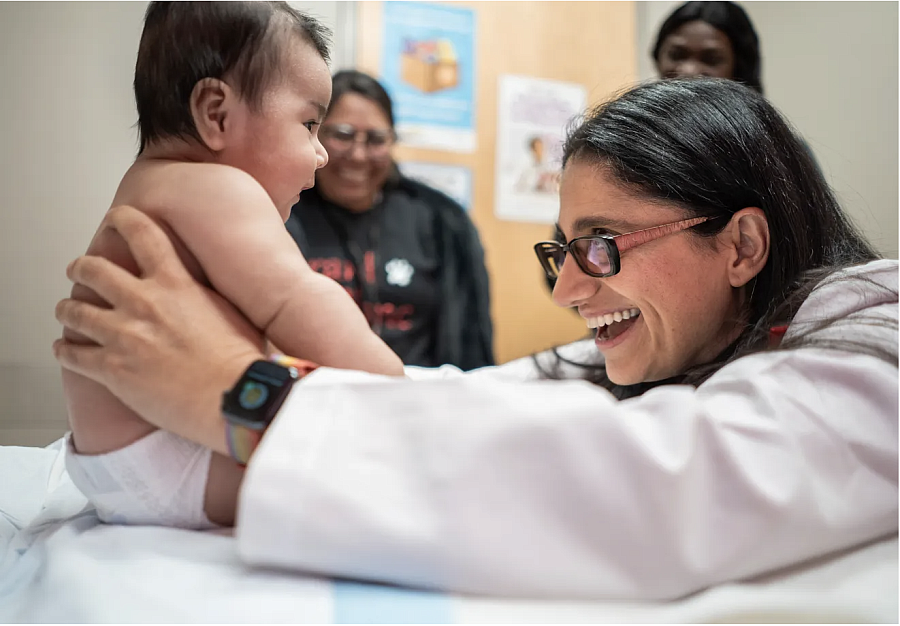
{"left": 320, "top": 123, "right": 395, "bottom": 158}
{"left": 533, "top": 215, "right": 712, "bottom": 279}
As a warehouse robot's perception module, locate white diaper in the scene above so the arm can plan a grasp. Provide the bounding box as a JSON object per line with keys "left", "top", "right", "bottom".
{"left": 64, "top": 429, "right": 217, "bottom": 530}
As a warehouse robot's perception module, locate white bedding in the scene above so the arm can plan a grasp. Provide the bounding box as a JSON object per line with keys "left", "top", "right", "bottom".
{"left": 1, "top": 440, "right": 897, "bottom": 623}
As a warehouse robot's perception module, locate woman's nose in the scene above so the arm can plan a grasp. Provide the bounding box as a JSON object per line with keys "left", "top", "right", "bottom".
{"left": 346, "top": 140, "right": 368, "bottom": 162}
{"left": 675, "top": 60, "right": 703, "bottom": 77}
{"left": 551, "top": 255, "right": 599, "bottom": 309}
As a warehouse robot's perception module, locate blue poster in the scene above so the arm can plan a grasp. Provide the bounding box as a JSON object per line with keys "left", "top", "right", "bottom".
{"left": 381, "top": 1, "right": 476, "bottom": 153}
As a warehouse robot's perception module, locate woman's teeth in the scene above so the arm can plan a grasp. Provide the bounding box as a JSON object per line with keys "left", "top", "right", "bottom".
{"left": 585, "top": 308, "right": 640, "bottom": 329}
{"left": 338, "top": 170, "right": 368, "bottom": 183}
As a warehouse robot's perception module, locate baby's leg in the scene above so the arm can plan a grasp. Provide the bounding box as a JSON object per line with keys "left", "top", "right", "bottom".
{"left": 204, "top": 452, "right": 245, "bottom": 526}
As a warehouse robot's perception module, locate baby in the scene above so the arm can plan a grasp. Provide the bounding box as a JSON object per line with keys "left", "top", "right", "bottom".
{"left": 62, "top": 2, "right": 404, "bottom": 528}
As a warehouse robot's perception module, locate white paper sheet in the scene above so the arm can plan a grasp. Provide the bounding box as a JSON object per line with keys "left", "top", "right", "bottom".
{"left": 1, "top": 440, "right": 896, "bottom": 623}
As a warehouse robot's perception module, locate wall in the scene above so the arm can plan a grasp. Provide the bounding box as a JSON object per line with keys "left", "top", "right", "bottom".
{"left": 636, "top": 1, "right": 899, "bottom": 258}
{"left": 0, "top": 1, "right": 354, "bottom": 446}
{"left": 355, "top": 1, "right": 638, "bottom": 364}
{"left": 290, "top": 0, "right": 358, "bottom": 71}
{"left": 0, "top": 1, "right": 145, "bottom": 446}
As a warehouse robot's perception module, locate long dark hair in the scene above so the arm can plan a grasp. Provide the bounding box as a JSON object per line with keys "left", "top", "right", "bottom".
{"left": 330, "top": 69, "right": 396, "bottom": 126}
{"left": 535, "top": 78, "right": 893, "bottom": 398}
{"left": 652, "top": 1, "right": 763, "bottom": 93}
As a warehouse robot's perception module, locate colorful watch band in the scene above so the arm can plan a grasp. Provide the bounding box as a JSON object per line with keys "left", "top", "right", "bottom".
{"left": 226, "top": 354, "right": 320, "bottom": 466}
{"left": 269, "top": 354, "right": 321, "bottom": 377}
{"left": 226, "top": 423, "right": 262, "bottom": 467}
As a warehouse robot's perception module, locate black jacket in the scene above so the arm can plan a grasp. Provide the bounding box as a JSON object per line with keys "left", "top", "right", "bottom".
{"left": 286, "top": 176, "right": 494, "bottom": 370}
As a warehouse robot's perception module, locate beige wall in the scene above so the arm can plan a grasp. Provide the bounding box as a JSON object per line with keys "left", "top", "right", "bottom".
{"left": 637, "top": 0, "right": 899, "bottom": 258}
{"left": 0, "top": 2, "right": 146, "bottom": 446}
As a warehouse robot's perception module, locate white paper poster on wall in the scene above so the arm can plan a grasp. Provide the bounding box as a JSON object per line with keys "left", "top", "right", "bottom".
{"left": 399, "top": 161, "right": 473, "bottom": 210}
{"left": 494, "top": 75, "right": 587, "bottom": 224}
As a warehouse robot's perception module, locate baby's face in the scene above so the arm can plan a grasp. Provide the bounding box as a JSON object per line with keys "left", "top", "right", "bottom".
{"left": 224, "top": 38, "right": 332, "bottom": 220}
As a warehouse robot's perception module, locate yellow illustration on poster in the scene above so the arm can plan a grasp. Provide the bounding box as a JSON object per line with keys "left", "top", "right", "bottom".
{"left": 494, "top": 75, "right": 587, "bottom": 223}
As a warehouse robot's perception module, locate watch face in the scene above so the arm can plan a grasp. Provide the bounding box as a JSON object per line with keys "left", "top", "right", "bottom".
{"left": 224, "top": 360, "right": 297, "bottom": 429}
{"left": 239, "top": 381, "right": 269, "bottom": 410}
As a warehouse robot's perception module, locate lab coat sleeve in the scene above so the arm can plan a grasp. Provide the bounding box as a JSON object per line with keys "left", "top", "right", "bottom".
{"left": 235, "top": 325, "right": 897, "bottom": 600}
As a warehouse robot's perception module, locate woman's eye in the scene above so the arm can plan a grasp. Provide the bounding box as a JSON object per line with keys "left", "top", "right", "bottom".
{"left": 304, "top": 121, "right": 318, "bottom": 131}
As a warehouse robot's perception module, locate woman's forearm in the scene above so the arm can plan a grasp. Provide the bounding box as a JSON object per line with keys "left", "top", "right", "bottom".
{"left": 168, "top": 354, "right": 260, "bottom": 456}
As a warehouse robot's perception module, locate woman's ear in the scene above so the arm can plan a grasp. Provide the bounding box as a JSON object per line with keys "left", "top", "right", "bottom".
{"left": 189, "top": 78, "right": 235, "bottom": 152}
{"left": 725, "top": 207, "right": 770, "bottom": 288}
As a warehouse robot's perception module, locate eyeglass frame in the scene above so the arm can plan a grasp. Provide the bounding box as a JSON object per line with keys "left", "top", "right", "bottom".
{"left": 533, "top": 215, "right": 714, "bottom": 279}
{"left": 319, "top": 123, "right": 396, "bottom": 156}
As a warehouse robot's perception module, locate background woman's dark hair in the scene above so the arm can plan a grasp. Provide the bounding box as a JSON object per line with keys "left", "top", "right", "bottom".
{"left": 536, "top": 78, "right": 893, "bottom": 398}
{"left": 135, "top": 1, "right": 331, "bottom": 154}
{"left": 652, "top": 1, "right": 763, "bottom": 93}
{"left": 330, "top": 69, "right": 396, "bottom": 128}
{"left": 327, "top": 69, "right": 402, "bottom": 186}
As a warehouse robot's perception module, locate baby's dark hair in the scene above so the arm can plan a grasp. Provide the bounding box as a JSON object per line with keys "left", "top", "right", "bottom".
{"left": 134, "top": 1, "right": 331, "bottom": 154}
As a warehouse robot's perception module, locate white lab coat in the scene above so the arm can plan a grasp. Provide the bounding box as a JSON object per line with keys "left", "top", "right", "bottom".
{"left": 236, "top": 260, "right": 898, "bottom": 600}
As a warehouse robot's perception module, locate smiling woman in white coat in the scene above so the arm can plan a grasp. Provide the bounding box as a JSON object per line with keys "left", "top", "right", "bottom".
{"left": 53, "top": 78, "right": 897, "bottom": 601}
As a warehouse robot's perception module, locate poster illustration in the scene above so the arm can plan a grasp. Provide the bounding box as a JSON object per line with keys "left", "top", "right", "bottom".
{"left": 494, "top": 75, "right": 587, "bottom": 224}
{"left": 399, "top": 161, "right": 473, "bottom": 210}
{"left": 381, "top": 1, "right": 476, "bottom": 152}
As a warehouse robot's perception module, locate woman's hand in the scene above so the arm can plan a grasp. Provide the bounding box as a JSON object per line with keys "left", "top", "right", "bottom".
{"left": 53, "top": 206, "right": 265, "bottom": 454}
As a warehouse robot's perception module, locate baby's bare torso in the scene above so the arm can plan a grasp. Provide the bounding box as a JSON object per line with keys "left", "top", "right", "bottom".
{"left": 62, "top": 160, "right": 244, "bottom": 524}
{"left": 63, "top": 160, "right": 210, "bottom": 453}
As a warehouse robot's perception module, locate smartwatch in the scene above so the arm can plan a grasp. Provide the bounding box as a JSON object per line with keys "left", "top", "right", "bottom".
{"left": 222, "top": 355, "right": 319, "bottom": 465}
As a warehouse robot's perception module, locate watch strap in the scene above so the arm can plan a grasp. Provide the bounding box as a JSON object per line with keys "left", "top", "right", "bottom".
{"left": 226, "top": 423, "right": 263, "bottom": 467}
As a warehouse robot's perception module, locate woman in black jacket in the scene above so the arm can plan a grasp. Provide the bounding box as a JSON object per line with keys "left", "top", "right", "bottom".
{"left": 286, "top": 70, "right": 493, "bottom": 370}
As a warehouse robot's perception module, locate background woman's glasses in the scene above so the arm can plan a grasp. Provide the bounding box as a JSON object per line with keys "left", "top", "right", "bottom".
{"left": 320, "top": 123, "right": 395, "bottom": 158}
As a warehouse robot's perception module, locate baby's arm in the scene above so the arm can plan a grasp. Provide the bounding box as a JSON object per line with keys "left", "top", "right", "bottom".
{"left": 157, "top": 165, "right": 404, "bottom": 377}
